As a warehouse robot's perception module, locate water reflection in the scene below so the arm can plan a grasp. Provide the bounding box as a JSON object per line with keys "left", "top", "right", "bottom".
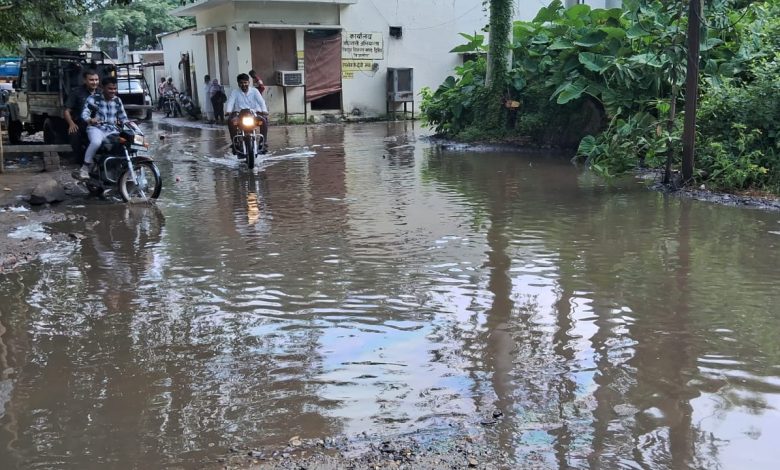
{"left": 0, "top": 122, "right": 779, "bottom": 469}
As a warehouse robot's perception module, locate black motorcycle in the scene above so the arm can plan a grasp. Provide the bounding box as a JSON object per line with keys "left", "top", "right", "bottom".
{"left": 161, "top": 90, "right": 180, "bottom": 117}
{"left": 83, "top": 121, "right": 162, "bottom": 203}
{"left": 230, "top": 108, "right": 266, "bottom": 170}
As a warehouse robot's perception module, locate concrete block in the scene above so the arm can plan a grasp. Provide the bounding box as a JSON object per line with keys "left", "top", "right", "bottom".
{"left": 43, "top": 151, "right": 60, "bottom": 171}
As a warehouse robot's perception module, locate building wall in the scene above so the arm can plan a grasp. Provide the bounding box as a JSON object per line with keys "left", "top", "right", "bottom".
{"left": 166, "top": 0, "right": 619, "bottom": 120}
{"left": 160, "top": 28, "right": 210, "bottom": 107}
{"left": 339, "top": 0, "right": 491, "bottom": 118}
{"left": 564, "top": 0, "right": 622, "bottom": 10}
{"left": 129, "top": 51, "right": 165, "bottom": 103}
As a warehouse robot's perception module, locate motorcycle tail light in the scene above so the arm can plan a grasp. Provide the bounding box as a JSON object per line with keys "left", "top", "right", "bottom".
{"left": 241, "top": 115, "right": 255, "bottom": 128}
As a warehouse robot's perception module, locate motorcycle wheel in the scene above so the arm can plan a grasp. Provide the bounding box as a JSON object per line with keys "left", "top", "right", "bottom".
{"left": 245, "top": 136, "right": 255, "bottom": 169}
{"left": 118, "top": 161, "right": 162, "bottom": 203}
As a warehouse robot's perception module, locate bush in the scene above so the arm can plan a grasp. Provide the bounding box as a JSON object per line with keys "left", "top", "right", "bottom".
{"left": 698, "top": 56, "right": 780, "bottom": 192}
{"left": 420, "top": 57, "right": 487, "bottom": 137}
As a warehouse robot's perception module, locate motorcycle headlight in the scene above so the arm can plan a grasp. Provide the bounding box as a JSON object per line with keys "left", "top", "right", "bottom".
{"left": 241, "top": 115, "right": 255, "bottom": 128}
{"left": 133, "top": 135, "right": 145, "bottom": 146}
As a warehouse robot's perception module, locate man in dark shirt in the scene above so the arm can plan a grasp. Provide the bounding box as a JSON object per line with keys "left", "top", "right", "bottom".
{"left": 64, "top": 69, "right": 100, "bottom": 163}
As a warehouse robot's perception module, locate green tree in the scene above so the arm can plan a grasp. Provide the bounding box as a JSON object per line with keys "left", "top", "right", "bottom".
{"left": 0, "top": 0, "right": 131, "bottom": 50}
{"left": 94, "top": 0, "right": 194, "bottom": 51}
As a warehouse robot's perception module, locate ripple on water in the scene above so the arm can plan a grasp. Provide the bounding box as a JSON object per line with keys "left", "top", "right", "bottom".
{"left": 4, "top": 123, "right": 780, "bottom": 469}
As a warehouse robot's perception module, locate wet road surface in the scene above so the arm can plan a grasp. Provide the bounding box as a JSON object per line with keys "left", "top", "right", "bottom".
{"left": 1, "top": 120, "right": 780, "bottom": 469}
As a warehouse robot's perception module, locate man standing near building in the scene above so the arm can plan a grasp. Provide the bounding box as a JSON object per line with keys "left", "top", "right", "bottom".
{"left": 202, "top": 74, "right": 214, "bottom": 123}
{"left": 224, "top": 73, "right": 269, "bottom": 154}
{"left": 63, "top": 69, "right": 100, "bottom": 163}
{"left": 73, "top": 76, "right": 128, "bottom": 180}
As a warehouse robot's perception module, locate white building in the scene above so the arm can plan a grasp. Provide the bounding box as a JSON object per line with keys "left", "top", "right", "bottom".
{"left": 164, "top": 0, "right": 621, "bottom": 121}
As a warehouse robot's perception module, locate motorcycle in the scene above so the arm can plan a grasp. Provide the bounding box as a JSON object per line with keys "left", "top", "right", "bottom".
{"left": 230, "top": 108, "right": 266, "bottom": 170}
{"left": 177, "top": 92, "right": 198, "bottom": 119}
{"left": 82, "top": 120, "right": 162, "bottom": 203}
{"left": 161, "top": 90, "right": 180, "bottom": 117}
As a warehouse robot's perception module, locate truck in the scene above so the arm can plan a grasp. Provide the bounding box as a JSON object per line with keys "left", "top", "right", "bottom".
{"left": 115, "top": 64, "right": 154, "bottom": 121}
{"left": 0, "top": 57, "right": 20, "bottom": 120}
{"left": 5, "top": 47, "right": 116, "bottom": 145}
{"left": 0, "top": 56, "right": 20, "bottom": 87}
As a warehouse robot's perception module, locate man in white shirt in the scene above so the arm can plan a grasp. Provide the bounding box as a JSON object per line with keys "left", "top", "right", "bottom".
{"left": 225, "top": 73, "right": 269, "bottom": 154}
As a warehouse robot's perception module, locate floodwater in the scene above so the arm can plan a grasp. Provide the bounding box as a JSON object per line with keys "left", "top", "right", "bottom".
{"left": 1, "top": 120, "right": 780, "bottom": 469}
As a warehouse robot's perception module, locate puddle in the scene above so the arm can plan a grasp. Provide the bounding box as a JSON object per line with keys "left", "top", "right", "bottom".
{"left": 7, "top": 222, "right": 51, "bottom": 241}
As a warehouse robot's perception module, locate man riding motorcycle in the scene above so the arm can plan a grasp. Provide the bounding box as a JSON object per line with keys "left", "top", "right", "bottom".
{"left": 225, "top": 73, "right": 269, "bottom": 155}
{"left": 74, "top": 76, "right": 129, "bottom": 180}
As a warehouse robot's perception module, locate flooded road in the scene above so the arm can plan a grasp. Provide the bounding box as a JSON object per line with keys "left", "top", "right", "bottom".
{"left": 1, "top": 120, "right": 780, "bottom": 469}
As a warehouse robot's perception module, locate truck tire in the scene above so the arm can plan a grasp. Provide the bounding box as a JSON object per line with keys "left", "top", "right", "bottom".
{"left": 8, "top": 120, "right": 22, "bottom": 144}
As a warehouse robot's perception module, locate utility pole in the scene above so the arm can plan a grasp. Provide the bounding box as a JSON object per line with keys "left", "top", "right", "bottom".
{"left": 681, "top": 0, "right": 702, "bottom": 183}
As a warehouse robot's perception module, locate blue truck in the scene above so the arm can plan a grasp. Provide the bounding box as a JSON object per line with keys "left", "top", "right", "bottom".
{"left": 0, "top": 57, "right": 20, "bottom": 80}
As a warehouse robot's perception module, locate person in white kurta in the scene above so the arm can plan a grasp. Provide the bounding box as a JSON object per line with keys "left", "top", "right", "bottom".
{"left": 202, "top": 74, "right": 214, "bottom": 123}
{"left": 224, "top": 73, "right": 269, "bottom": 153}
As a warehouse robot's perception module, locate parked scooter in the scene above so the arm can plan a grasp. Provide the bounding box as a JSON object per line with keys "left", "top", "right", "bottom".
{"left": 230, "top": 108, "right": 266, "bottom": 170}
{"left": 177, "top": 92, "right": 198, "bottom": 119}
{"left": 81, "top": 119, "right": 162, "bottom": 203}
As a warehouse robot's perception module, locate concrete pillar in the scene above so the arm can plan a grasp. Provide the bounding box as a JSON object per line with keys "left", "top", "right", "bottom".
{"left": 43, "top": 151, "right": 60, "bottom": 171}
{"left": 229, "top": 22, "right": 253, "bottom": 84}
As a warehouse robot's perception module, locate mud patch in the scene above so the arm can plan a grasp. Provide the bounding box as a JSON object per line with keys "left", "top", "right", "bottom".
{"left": 215, "top": 430, "right": 511, "bottom": 470}
{"left": 0, "top": 207, "right": 74, "bottom": 273}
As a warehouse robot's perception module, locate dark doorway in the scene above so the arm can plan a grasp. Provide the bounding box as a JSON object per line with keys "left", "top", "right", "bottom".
{"left": 179, "top": 53, "right": 192, "bottom": 96}
{"left": 310, "top": 92, "right": 341, "bottom": 110}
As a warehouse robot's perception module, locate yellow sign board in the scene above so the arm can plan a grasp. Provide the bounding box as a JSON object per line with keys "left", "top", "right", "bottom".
{"left": 341, "top": 60, "right": 374, "bottom": 79}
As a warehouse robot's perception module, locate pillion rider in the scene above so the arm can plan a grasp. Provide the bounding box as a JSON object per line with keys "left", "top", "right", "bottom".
{"left": 64, "top": 69, "right": 100, "bottom": 163}
{"left": 73, "top": 76, "right": 129, "bottom": 180}
{"left": 224, "top": 73, "right": 269, "bottom": 155}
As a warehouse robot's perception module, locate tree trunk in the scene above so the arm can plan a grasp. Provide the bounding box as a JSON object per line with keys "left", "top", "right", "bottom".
{"left": 484, "top": 0, "right": 512, "bottom": 131}
{"left": 681, "top": 0, "right": 702, "bottom": 183}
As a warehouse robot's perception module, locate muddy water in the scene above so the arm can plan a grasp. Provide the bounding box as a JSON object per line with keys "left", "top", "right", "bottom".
{"left": 1, "top": 121, "right": 780, "bottom": 469}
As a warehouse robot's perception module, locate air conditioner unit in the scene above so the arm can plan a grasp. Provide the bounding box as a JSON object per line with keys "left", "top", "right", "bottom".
{"left": 276, "top": 70, "right": 304, "bottom": 87}
{"left": 387, "top": 67, "right": 413, "bottom": 102}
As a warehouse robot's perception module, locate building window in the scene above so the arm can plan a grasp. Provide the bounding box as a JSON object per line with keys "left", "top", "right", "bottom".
{"left": 389, "top": 26, "right": 402, "bottom": 39}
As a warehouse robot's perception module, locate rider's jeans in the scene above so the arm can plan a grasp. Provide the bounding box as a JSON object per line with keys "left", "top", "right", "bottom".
{"left": 84, "top": 126, "right": 117, "bottom": 165}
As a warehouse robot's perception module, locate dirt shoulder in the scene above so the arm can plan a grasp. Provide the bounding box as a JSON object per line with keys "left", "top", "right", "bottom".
{"left": 0, "top": 161, "right": 84, "bottom": 274}
{"left": 637, "top": 170, "right": 780, "bottom": 211}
